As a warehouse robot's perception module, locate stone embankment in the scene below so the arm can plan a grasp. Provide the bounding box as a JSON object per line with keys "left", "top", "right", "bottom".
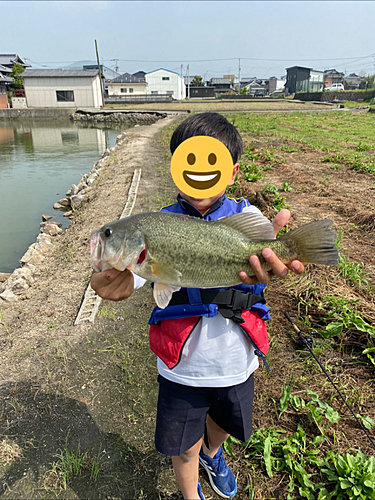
{"left": 70, "top": 110, "right": 167, "bottom": 124}
{"left": 0, "top": 130, "right": 129, "bottom": 304}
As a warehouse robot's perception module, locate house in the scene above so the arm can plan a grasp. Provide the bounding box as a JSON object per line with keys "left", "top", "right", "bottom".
{"left": 107, "top": 72, "right": 147, "bottom": 96}
{"left": 285, "top": 66, "right": 324, "bottom": 94}
{"left": 0, "top": 65, "right": 13, "bottom": 108}
{"left": 323, "top": 69, "right": 344, "bottom": 88}
{"left": 22, "top": 69, "right": 103, "bottom": 108}
{"left": 268, "top": 76, "right": 286, "bottom": 94}
{"left": 188, "top": 87, "right": 215, "bottom": 99}
{"left": 0, "top": 54, "right": 29, "bottom": 70}
{"left": 344, "top": 73, "right": 363, "bottom": 89}
{"left": 208, "top": 78, "right": 234, "bottom": 94}
{"left": 145, "top": 68, "right": 185, "bottom": 100}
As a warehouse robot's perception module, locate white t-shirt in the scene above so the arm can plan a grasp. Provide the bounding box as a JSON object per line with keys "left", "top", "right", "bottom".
{"left": 133, "top": 204, "right": 265, "bottom": 388}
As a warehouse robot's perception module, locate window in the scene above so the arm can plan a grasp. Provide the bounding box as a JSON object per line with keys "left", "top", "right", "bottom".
{"left": 129, "top": 88, "right": 134, "bottom": 93}
{"left": 151, "top": 91, "right": 158, "bottom": 94}
{"left": 166, "top": 91, "right": 174, "bottom": 95}
{"left": 162, "top": 77, "right": 170, "bottom": 81}
{"left": 56, "top": 90, "right": 74, "bottom": 102}
{"left": 121, "top": 88, "right": 127, "bottom": 93}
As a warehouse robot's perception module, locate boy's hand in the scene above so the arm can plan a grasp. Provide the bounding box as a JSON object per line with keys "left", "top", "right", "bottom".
{"left": 90, "top": 268, "right": 134, "bottom": 301}
{"left": 239, "top": 209, "right": 305, "bottom": 285}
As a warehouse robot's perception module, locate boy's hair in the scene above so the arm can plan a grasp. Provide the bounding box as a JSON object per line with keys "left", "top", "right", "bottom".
{"left": 170, "top": 112, "right": 243, "bottom": 164}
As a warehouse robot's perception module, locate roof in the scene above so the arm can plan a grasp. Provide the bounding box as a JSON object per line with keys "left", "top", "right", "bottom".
{"left": 209, "top": 78, "right": 232, "bottom": 84}
{"left": 22, "top": 69, "right": 99, "bottom": 78}
{"left": 0, "top": 54, "right": 29, "bottom": 67}
{"left": 0, "top": 73, "right": 13, "bottom": 84}
{"left": 146, "top": 68, "right": 181, "bottom": 76}
{"left": 0, "top": 64, "right": 12, "bottom": 74}
{"left": 109, "top": 72, "right": 145, "bottom": 84}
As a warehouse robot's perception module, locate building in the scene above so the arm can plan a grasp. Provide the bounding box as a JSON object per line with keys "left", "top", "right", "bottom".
{"left": 268, "top": 76, "right": 286, "bottom": 94}
{"left": 285, "top": 66, "right": 324, "bottom": 95}
{"left": 145, "top": 68, "right": 185, "bottom": 100}
{"left": 323, "top": 69, "right": 344, "bottom": 88}
{"left": 344, "top": 73, "right": 363, "bottom": 89}
{"left": 208, "top": 78, "right": 234, "bottom": 94}
{"left": 22, "top": 69, "right": 103, "bottom": 108}
{"left": 107, "top": 72, "right": 147, "bottom": 96}
{"left": 188, "top": 86, "right": 215, "bottom": 99}
{"left": 0, "top": 65, "right": 13, "bottom": 108}
{"left": 0, "top": 54, "right": 29, "bottom": 70}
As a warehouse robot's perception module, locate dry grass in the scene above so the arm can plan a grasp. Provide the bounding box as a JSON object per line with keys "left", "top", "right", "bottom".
{"left": 0, "top": 438, "right": 23, "bottom": 466}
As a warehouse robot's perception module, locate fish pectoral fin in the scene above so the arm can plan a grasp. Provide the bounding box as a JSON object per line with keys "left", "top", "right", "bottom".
{"left": 153, "top": 283, "right": 181, "bottom": 309}
{"left": 218, "top": 211, "right": 274, "bottom": 240}
{"left": 151, "top": 262, "right": 182, "bottom": 284}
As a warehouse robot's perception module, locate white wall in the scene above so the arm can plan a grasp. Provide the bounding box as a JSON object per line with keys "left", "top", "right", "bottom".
{"left": 107, "top": 82, "right": 147, "bottom": 96}
{"left": 23, "top": 75, "right": 103, "bottom": 108}
{"left": 146, "top": 69, "right": 185, "bottom": 100}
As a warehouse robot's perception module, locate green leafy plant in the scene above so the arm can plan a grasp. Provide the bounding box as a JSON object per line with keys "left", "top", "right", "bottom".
{"left": 321, "top": 450, "right": 375, "bottom": 499}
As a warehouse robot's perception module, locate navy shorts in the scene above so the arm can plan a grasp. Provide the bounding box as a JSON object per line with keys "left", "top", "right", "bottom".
{"left": 155, "top": 374, "right": 254, "bottom": 456}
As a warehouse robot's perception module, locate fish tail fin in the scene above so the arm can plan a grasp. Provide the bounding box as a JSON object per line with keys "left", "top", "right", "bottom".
{"left": 280, "top": 219, "right": 339, "bottom": 265}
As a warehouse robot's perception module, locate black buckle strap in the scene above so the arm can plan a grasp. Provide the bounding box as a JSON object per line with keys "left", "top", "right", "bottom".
{"left": 168, "top": 289, "right": 265, "bottom": 323}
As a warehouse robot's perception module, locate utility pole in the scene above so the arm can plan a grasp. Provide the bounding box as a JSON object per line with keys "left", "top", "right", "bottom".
{"left": 187, "top": 64, "right": 190, "bottom": 99}
{"left": 95, "top": 39, "right": 105, "bottom": 108}
{"left": 238, "top": 58, "right": 241, "bottom": 93}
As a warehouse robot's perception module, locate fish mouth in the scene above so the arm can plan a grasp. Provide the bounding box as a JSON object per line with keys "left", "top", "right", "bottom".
{"left": 183, "top": 170, "right": 221, "bottom": 190}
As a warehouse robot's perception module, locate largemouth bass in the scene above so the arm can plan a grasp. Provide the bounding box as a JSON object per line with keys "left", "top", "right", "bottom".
{"left": 91, "top": 211, "right": 338, "bottom": 308}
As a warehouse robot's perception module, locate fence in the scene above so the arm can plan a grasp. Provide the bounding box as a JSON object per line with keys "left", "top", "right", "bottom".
{"left": 105, "top": 94, "right": 173, "bottom": 105}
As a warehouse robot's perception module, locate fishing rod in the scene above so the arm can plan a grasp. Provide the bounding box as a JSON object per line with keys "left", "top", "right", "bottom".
{"left": 283, "top": 311, "right": 375, "bottom": 451}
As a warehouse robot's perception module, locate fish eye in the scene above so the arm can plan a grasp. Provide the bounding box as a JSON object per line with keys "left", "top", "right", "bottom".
{"left": 104, "top": 228, "right": 112, "bottom": 238}
{"left": 208, "top": 153, "right": 217, "bottom": 165}
{"left": 187, "top": 153, "right": 196, "bottom": 165}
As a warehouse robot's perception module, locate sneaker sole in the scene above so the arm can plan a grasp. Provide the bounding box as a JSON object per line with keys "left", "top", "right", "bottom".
{"left": 199, "top": 456, "right": 237, "bottom": 499}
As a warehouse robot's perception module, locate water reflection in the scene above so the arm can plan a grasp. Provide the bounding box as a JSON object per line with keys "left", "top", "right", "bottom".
{"left": 0, "top": 119, "right": 126, "bottom": 273}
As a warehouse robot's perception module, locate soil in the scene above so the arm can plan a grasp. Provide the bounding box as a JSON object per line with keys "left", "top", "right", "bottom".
{"left": 0, "top": 110, "right": 374, "bottom": 500}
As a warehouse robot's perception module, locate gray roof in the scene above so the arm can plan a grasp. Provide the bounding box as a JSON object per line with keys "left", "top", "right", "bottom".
{"left": 0, "top": 73, "right": 13, "bottom": 84}
{"left": 0, "top": 54, "right": 29, "bottom": 67}
{"left": 22, "top": 69, "right": 99, "bottom": 78}
{"left": 209, "top": 78, "right": 232, "bottom": 84}
{"left": 109, "top": 72, "right": 145, "bottom": 84}
{"left": 0, "top": 64, "right": 12, "bottom": 74}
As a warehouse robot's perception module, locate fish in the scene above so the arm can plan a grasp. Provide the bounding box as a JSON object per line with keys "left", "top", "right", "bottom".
{"left": 91, "top": 211, "right": 338, "bottom": 309}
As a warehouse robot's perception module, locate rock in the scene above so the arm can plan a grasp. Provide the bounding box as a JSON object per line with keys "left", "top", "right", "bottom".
{"left": 0, "top": 272, "right": 11, "bottom": 283}
{"left": 0, "top": 289, "right": 18, "bottom": 302}
{"left": 66, "top": 188, "right": 72, "bottom": 196}
{"left": 63, "top": 210, "right": 73, "bottom": 218}
{"left": 40, "top": 221, "right": 62, "bottom": 228}
{"left": 53, "top": 202, "right": 65, "bottom": 210}
{"left": 9, "top": 277, "right": 29, "bottom": 294}
{"left": 56, "top": 197, "right": 71, "bottom": 208}
{"left": 70, "top": 191, "right": 92, "bottom": 209}
{"left": 40, "top": 223, "right": 63, "bottom": 236}
{"left": 70, "top": 183, "right": 79, "bottom": 196}
{"left": 42, "top": 214, "right": 53, "bottom": 222}
{"left": 86, "top": 172, "right": 98, "bottom": 186}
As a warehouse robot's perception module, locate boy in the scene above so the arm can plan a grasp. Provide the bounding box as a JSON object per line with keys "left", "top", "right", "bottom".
{"left": 91, "top": 113, "right": 304, "bottom": 499}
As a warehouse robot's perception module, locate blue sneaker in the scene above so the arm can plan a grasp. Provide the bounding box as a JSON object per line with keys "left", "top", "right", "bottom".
{"left": 182, "top": 482, "right": 205, "bottom": 500}
{"left": 199, "top": 447, "right": 237, "bottom": 498}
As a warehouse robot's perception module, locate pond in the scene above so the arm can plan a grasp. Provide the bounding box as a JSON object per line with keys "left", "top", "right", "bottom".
{"left": 0, "top": 119, "right": 127, "bottom": 273}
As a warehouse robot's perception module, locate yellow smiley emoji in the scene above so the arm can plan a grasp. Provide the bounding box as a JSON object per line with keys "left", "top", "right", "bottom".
{"left": 170, "top": 136, "right": 234, "bottom": 198}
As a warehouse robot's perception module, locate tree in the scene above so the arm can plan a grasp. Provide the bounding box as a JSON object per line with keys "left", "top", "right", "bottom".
{"left": 10, "top": 63, "right": 25, "bottom": 90}
{"left": 190, "top": 75, "right": 204, "bottom": 87}
{"left": 359, "top": 74, "right": 375, "bottom": 90}
{"left": 239, "top": 86, "right": 248, "bottom": 95}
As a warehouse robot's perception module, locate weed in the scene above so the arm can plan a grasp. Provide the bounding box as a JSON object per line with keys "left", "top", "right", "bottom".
{"left": 281, "top": 181, "right": 293, "bottom": 192}
{"left": 48, "top": 443, "right": 88, "bottom": 490}
{"left": 98, "top": 304, "right": 117, "bottom": 320}
{"left": 329, "top": 164, "right": 342, "bottom": 170}
{"left": 355, "top": 142, "right": 370, "bottom": 152}
{"left": 240, "top": 161, "right": 262, "bottom": 182}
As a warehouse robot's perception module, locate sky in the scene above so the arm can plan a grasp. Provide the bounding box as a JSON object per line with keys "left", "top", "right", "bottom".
{"left": 1, "top": 1, "right": 375, "bottom": 80}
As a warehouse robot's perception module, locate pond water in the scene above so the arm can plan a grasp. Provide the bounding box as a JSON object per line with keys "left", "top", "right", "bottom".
{"left": 0, "top": 119, "right": 127, "bottom": 273}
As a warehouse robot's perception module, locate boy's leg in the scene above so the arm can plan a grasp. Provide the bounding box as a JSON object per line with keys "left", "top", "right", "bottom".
{"left": 201, "top": 414, "right": 229, "bottom": 458}
{"left": 172, "top": 437, "right": 203, "bottom": 500}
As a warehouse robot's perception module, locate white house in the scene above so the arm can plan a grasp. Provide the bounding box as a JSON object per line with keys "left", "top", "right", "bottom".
{"left": 146, "top": 68, "right": 185, "bottom": 100}
{"left": 107, "top": 72, "right": 147, "bottom": 96}
{"left": 22, "top": 69, "right": 103, "bottom": 108}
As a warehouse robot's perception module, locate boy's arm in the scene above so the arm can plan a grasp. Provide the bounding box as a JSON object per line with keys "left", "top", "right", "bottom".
{"left": 90, "top": 269, "right": 146, "bottom": 301}
{"left": 239, "top": 208, "right": 305, "bottom": 285}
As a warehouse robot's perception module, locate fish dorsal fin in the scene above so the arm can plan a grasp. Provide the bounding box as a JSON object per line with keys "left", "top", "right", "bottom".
{"left": 153, "top": 284, "right": 181, "bottom": 309}
{"left": 218, "top": 211, "right": 274, "bottom": 241}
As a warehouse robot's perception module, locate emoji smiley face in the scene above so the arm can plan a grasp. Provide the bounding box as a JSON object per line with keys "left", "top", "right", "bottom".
{"left": 170, "top": 136, "right": 234, "bottom": 198}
